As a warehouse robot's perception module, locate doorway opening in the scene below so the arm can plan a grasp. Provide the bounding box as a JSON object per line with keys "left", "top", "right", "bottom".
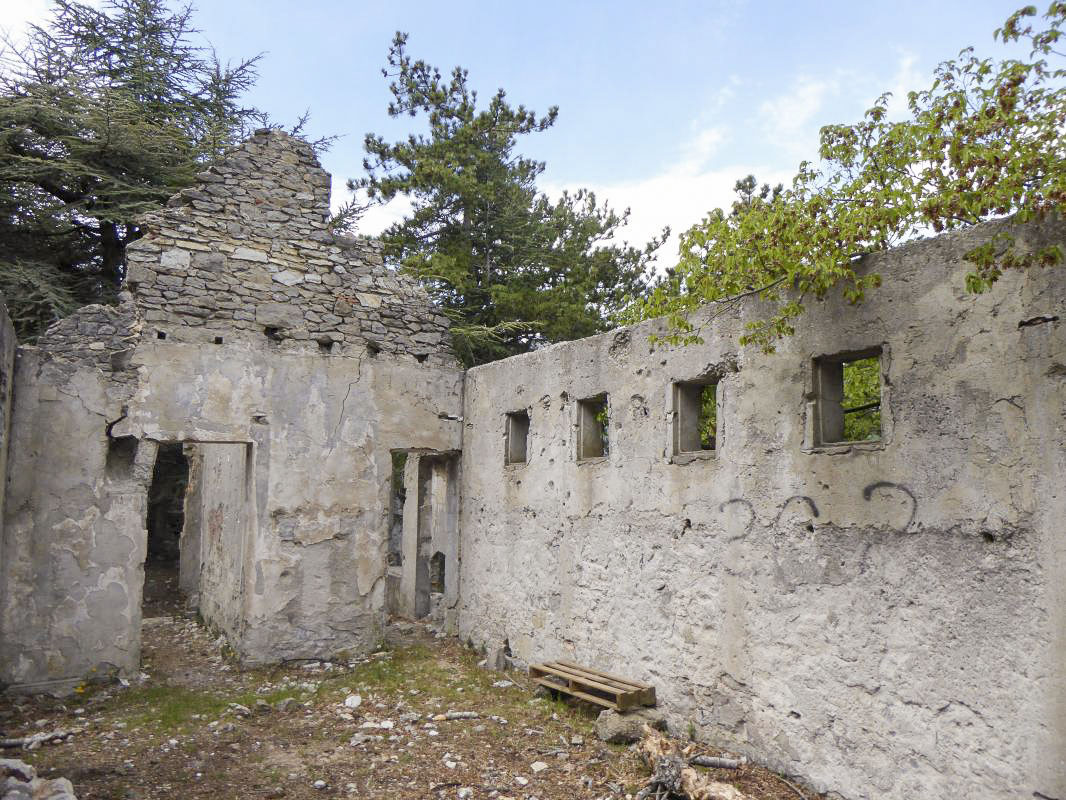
{"left": 143, "top": 442, "right": 190, "bottom": 617}
{"left": 385, "top": 451, "right": 409, "bottom": 615}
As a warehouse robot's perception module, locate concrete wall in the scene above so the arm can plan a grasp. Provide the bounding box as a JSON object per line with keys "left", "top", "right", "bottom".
{"left": 0, "top": 299, "right": 148, "bottom": 692}
{"left": 0, "top": 298, "right": 17, "bottom": 587}
{"left": 196, "top": 443, "right": 252, "bottom": 642}
{"left": 457, "top": 218, "right": 1066, "bottom": 800}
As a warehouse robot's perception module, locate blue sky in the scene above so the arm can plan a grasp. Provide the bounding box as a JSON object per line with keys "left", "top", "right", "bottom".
{"left": 1, "top": 0, "right": 1033, "bottom": 260}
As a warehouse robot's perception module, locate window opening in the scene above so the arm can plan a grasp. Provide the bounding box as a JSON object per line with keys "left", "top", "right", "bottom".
{"left": 505, "top": 410, "right": 530, "bottom": 465}
{"left": 674, "top": 381, "right": 718, "bottom": 454}
{"left": 813, "top": 348, "right": 882, "bottom": 445}
{"left": 577, "top": 395, "right": 609, "bottom": 460}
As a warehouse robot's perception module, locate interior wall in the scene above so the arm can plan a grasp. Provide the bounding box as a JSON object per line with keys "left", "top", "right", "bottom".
{"left": 195, "top": 443, "right": 252, "bottom": 642}
{"left": 179, "top": 445, "right": 203, "bottom": 599}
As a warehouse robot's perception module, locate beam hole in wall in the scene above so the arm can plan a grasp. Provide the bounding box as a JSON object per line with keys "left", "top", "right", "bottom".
{"left": 213, "top": 336, "right": 223, "bottom": 345}
{"left": 264, "top": 326, "right": 283, "bottom": 342}
{"left": 505, "top": 410, "right": 530, "bottom": 465}
{"left": 316, "top": 337, "right": 334, "bottom": 355}
{"left": 106, "top": 435, "right": 139, "bottom": 478}
{"left": 366, "top": 341, "right": 381, "bottom": 357}
{"left": 673, "top": 380, "right": 718, "bottom": 456}
{"left": 577, "top": 394, "right": 609, "bottom": 460}
{"left": 143, "top": 443, "right": 191, "bottom": 618}
{"left": 812, "top": 347, "right": 883, "bottom": 446}
{"left": 156, "top": 330, "right": 166, "bottom": 340}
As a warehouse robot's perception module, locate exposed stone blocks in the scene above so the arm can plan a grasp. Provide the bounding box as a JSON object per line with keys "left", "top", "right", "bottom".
{"left": 123, "top": 129, "right": 454, "bottom": 366}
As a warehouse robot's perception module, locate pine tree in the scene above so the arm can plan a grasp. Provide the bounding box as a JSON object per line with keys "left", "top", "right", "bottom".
{"left": 356, "top": 33, "right": 665, "bottom": 366}
{"left": 0, "top": 0, "right": 264, "bottom": 339}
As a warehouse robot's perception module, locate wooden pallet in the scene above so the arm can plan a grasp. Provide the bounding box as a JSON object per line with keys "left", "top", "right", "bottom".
{"left": 529, "top": 659, "right": 656, "bottom": 711}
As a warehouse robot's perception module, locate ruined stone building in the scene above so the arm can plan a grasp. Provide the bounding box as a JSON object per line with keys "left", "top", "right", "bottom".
{"left": 0, "top": 131, "right": 1063, "bottom": 800}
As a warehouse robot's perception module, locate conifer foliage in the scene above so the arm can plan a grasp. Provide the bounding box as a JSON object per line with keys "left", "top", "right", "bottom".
{"left": 0, "top": 0, "right": 264, "bottom": 339}
{"left": 357, "top": 34, "right": 665, "bottom": 366}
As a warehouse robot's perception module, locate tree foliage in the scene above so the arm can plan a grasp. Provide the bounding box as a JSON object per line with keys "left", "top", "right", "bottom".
{"left": 355, "top": 33, "right": 665, "bottom": 366}
{"left": 842, "top": 357, "right": 881, "bottom": 441}
{"left": 0, "top": 0, "right": 265, "bottom": 339}
{"left": 633, "top": 4, "right": 1066, "bottom": 350}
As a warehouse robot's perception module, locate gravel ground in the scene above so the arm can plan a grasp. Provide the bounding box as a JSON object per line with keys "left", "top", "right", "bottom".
{"left": 0, "top": 612, "right": 823, "bottom": 800}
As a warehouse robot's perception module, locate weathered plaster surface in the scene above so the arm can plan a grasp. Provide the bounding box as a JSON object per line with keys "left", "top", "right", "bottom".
{"left": 0, "top": 299, "right": 15, "bottom": 583}
{"left": 457, "top": 218, "right": 1066, "bottom": 800}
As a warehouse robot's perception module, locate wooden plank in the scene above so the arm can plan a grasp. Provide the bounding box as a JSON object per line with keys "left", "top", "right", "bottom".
{"left": 532, "top": 677, "right": 616, "bottom": 709}
{"left": 536, "top": 661, "right": 656, "bottom": 710}
{"left": 554, "top": 659, "right": 653, "bottom": 690}
{"left": 547, "top": 661, "right": 635, "bottom": 689}
{"left": 531, "top": 663, "right": 630, "bottom": 698}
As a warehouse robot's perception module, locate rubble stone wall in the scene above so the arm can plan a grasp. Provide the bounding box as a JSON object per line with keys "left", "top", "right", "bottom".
{"left": 457, "top": 218, "right": 1066, "bottom": 800}
{"left": 124, "top": 129, "right": 453, "bottom": 365}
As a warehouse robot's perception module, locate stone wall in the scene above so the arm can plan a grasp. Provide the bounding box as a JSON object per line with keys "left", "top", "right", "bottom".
{"left": 456, "top": 218, "right": 1066, "bottom": 800}
{"left": 0, "top": 131, "right": 465, "bottom": 690}
{"left": 124, "top": 129, "right": 452, "bottom": 365}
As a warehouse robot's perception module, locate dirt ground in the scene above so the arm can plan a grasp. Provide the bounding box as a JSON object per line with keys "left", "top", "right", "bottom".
{"left": 0, "top": 574, "right": 822, "bottom": 800}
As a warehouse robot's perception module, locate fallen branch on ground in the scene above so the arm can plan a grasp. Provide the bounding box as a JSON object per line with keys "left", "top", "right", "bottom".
{"left": 636, "top": 725, "right": 750, "bottom": 800}
{"left": 690, "top": 755, "right": 741, "bottom": 770}
{"left": 0, "top": 729, "right": 75, "bottom": 749}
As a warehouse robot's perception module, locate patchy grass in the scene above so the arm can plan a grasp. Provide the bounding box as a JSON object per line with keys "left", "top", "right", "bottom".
{"left": 0, "top": 617, "right": 819, "bottom": 800}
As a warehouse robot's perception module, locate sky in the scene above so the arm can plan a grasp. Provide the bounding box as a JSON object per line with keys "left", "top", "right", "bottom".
{"left": 0, "top": 0, "right": 1035, "bottom": 264}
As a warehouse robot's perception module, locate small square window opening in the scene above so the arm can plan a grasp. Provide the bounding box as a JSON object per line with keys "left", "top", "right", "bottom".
{"left": 674, "top": 381, "right": 718, "bottom": 454}
{"left": 813, "top": 348, "right": 883, "bottom": 445}
{"left": 505, "top": 410, "right": 530, "bottom": 465}
{"left": 577, "top": 395, "right": 609, "bottom": 460}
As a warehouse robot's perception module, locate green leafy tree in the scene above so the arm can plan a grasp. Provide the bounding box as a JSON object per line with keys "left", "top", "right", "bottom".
{"left": 632, "top": 3, "right": 1066, "bottom": 350}
{"left": 355, "top": 33, "right": 665, "bottom": 366}
{"left": 0, "top": 0, "right": 265, "bottom": 339}
{"left": 842, "top": 357, "right": 881, "bottom": 441}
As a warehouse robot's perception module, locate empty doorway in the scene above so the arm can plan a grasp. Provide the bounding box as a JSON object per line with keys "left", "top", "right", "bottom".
{"left": 143, "top": 443, "right": 190, "bottom": 617}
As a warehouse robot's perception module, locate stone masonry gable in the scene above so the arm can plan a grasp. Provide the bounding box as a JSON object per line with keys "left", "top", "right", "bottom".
{"left": 123, "top": 129, "right": 454, "bottom": 365}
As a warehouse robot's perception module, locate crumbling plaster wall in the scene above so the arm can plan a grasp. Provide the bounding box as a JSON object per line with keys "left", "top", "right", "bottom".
{"left": 0, "top": 130, "right": 464, "bottom": 690}
{"left": 458, "top": 218, "right": 1066, "bottom": 800}
{"left": 0, "top": 299, "right": 17, "bottom": 580}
